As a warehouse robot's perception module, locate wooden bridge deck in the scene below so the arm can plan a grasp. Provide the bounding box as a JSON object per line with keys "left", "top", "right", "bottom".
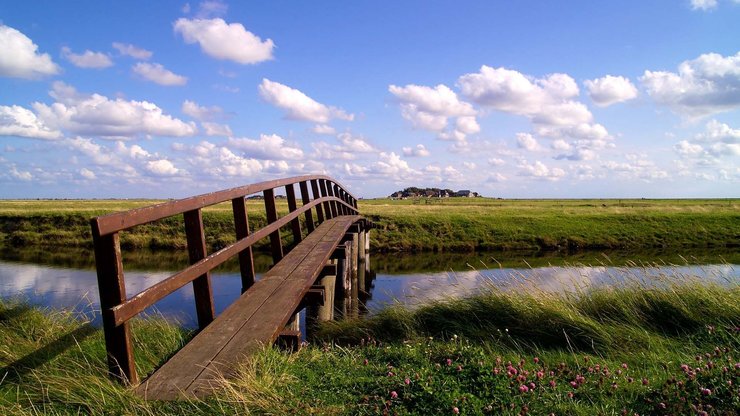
{"left": 135, "top": 215, "right": 363, "bottom": 400}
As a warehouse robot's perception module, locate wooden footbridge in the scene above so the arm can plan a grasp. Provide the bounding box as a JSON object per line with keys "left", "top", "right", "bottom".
{"left": 90, "top": 175, "right": 373, "bottom": 400}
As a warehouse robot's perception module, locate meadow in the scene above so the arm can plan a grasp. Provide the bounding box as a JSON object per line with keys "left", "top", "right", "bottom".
{"left": 0, "top": 198, "right": 738, "bottom": 253}
{"left": 1, "top": 271, "right": 738, "bottom": 415}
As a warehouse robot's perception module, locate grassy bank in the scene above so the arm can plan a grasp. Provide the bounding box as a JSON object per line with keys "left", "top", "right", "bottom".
{"left": 2, "top": 274, "right": 738, "bottom": 415}
{"left": 0, "top": 198, "right": 738, "bottom": 253}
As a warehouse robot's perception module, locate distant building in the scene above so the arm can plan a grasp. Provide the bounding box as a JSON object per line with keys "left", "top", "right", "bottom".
{"left": 455, "top": 190, "right": 474, "bottom": 197}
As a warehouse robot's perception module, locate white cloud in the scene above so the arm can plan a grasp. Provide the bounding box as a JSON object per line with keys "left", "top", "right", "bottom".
{"left": 690, "top": 0, "right": 718, "bottom": 10}
{"left": 312, "top": 141, "right": 356, "bottom": 161}
{"left": 33, "top": 82, "right": 198, "bottom": 139}
{"left": 196, "top": 0, "right": 228, "bottom": 18}
{"left": 79, "top": 168, "right": 96, "bottom": 180}
{"left": 337, "top": 132, "right": 376, "bottom": 153}
{"left": 555, "top": 148, "right": 597, "bottom": 161}
{"left": 0, "top": 24, "right": 59, "bottom": 79}
{"left": 312, "top": 124, "right": 336, "bottom": 135}
{"left": 9, "top": 166, "right": 33, "bottom": 181}
{"left": 174, "top": 18, "right": 274, "bottom": 64}
{"left": 584, "top": 75, "right": 638, "bottom": 107}
{"left": 462, "top": 161, "right": 476, "bottom": 170}
{"left": 61, "top": 47, "right": 113, "bottom": 69}
{"left": 695, "top": 119, "right": 740, "bottom": 143}
{"left": 344, "top": 152, "right": 419, "bottom": 180}
{"left": 133, "top": 62, "right": 187, "bottom": 86}
{"left": 112, "top": 42, "right": 152, "bottom": 60}
{"left": 675, "top": 120, "right": 740, "bottom": 160}
{"left": 182, "top": 100, "right": 223, "bottom": 121}
{"left": 518, "top": 160, "right": 566, "bottom": 181}
{"left": 488, "top": 157, "right": 505, "bottom": 166}
{"left": 389, "top": 83, "right": 478, "bottom": 140}
{"left": 489, "top": 172, "right": 507, "bottom": 182}
{"left": 228, "top": 134, "right": 304, "bottom": 160}
{"left": 0, "top": 105, "right": 62, "bottom": 140}
{"left": 551, "top": 139, "right": 572, "bottom": 151}
{"left": 402, "top": 144, "right": 430, "bottom": 157}
{"left": 202, "top": 122, "right": 232, "bottom": 137}
{"left": 516, "top": 132, "right": 540, "bottom": 151}
{"left": 259, "top": 79, "right": 354, "bottom": 123}
{"left": 145, "top": 159, "right": 182, "bottom": 176}
{"left": 641, "top": 51, "right": 740, "bottom": 117}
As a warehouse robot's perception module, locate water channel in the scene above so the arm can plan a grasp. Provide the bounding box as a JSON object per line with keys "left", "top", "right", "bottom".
{"left": 0, "top": 245, "right": 737, "bottom": 329}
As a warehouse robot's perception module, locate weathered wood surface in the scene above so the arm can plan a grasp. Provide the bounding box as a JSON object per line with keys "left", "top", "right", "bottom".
{"left": 135, "top": 215, "right": 362, "bottom": 400}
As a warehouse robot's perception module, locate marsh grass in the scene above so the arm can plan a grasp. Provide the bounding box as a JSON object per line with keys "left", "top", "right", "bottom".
{"left": 1, "top": 265, "right": 738, "bottom": 415}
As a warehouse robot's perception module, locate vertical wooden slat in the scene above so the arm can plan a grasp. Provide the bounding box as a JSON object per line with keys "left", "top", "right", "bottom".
{"left": 299, "top": 181, "right": 315, "bottom": 232}
{"left": 325, "top": 181, "right": 338, "bottom": 218}
{"left": 310, "top": 179, "right": 325, "bottom": 224}
{"left": 319, "top": 179, "right": 333, "bottom": 219}
{"left": 232, "top": 197, "right": 255, "bottom": 293}
{"left": 184, "top": 209, "right": 215, "bottom": 329}
{"left": 263, "top": 188, "right": 284, "bottom": 263}
{"left": 92, "top": 224, "right": 138, "bottom": 385}
{"left": 334, "top": 184, "right": 345, "bottom": 215}
{"left": 285, "top": 184, "right": 302, "bottom": 244}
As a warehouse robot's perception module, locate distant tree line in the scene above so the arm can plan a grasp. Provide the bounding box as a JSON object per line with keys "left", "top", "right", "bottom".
{"left": 389, "top": 187, "right": 480, "bottom": 198}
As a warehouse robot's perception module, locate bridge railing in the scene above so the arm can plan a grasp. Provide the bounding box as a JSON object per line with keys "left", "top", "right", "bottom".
{"left": 91, "top": 175, "right": 358, "bottom": 384}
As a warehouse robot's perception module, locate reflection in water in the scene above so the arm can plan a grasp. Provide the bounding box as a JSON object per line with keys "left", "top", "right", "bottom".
{"left": 0, "top": 247, "right": 737, "bottom": 328}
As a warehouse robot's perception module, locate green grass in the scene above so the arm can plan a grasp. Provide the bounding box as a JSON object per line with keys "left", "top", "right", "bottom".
{"left": 1, "top": 198, "right": 738, "bottom": 253}
{"left": 1, "top": 270, "right": 738, "bottom": 415}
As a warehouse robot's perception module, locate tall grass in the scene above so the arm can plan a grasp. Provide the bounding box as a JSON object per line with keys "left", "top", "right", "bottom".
{"left": 1, "top": 265, "right": 738, "bottom": 414}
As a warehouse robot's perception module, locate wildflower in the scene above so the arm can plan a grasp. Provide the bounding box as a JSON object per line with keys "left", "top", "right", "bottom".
{"left": 567, "top": 392, "right": 574, "bottom": 399}
{"left": 700, "top": 388, "right": 711, "bottom": 396}
{"left": 549, "top": 380, "right": 556, "bottom": 388}
{"left": 519, "top": 385, "right": 529, "bottom": 393}
{"left": 457, "top": 365, "right": 463, "bottom": 372}
{"left": 529, "top": 382, "right": 536, "bottom": 390}
{"left": 387, "top": 371, "right": 394, "bottom": 377}
{"left": 453, "top": 406, "right": 460, "bottom": 414}
{"left": 611, "top": 382, "right": 618, "bottom": 390}
{"left": 570, "top": 381, "right": 578, "bottom": 388}
{"left": 627, "top": 377, "right": 634, "bottom": 383}
{"left": 641, "top": 378, "right": 648, "bottom": 386}
{"left": 363, "top": 359, "right": 368, "bottom": 366}
{"left": 446, "top": 358, "right": 453, "bottom": 366}
{"left": 536, "top": 371, "right": 544, "bottom": 379}
{"left": 621, "top": 363, "right": 628, "bottom": 369}
{"left": 390, "top": 391, "right": 398, "bottom": 399}
{"left": 405, "top": 378, "right": 410, "bottom": 385}
{"left": 680, "top": 364, "right": 689, "bottom": 372}
{"left": 658, "top": 402, "right": 666, "bottom": 409}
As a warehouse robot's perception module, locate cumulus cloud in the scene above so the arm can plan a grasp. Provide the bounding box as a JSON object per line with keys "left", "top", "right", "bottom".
{"left": 61, "top": 47, "right": 113, "bottom": 69}
{"left": 675, "top": 120, "right": 740, "bottom": 159}
{"left": 133, "top": 62, "right": 187, "bottom": 86}
{"left": 344, "top": 152, "right": 419, "bottom": 180}
{"left": 0, "top": 24, "right": 59, "bottom": 79}
{"left": 112, "top": 42, "right": 152, "bottom": 60}
{"left": 402, "top": 144, "right": 431, "bottom": 157}
{"left": 228, "top": 134, "right": 304, "bottom": 160}
{"left": 516, "top": 133, "right": 540, "bottom": 151}
{"left": 337, "top": 132, "right": 376, "bottom": 153}
{"left": 517, "top": 160, "right": 566, "bottom": 181}
{"left": 389, "top": 83, "right": 478, "bottom": 140}
{"left": 641, "top": 51, "right": 740, "bottom": 117}
{"left": 145, "top": 159, "right": 182, "bottom": 176}
{"left": 196, "top": 0, "right": 229, "bottom": 18}
{"left": 584, "top": 75, "right": 638, "bottom": 106}
{"left": 182, "top": 100, "right": 223, "bottom": 121}
{"left": 79, "top": 168, "right": 96, "bottom": 180}
{"left": 202, "top": 122, "right": 232, "bottom": 137}
{"left": 0, "top": 105, "right": 62, "bottom": 140}
{"left": 259, "top": 79, "right": 354, "bottom": 123}
{"left": 174, "top": 18, "right": 274, "bottom": 64}
{"left": 488, "top": 157, "right": 505, "bottom": 166}
{"left": 33, "top": 82, "right": 198, "bottom": 139}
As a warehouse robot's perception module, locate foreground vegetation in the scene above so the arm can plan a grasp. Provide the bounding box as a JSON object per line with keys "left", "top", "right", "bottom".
{"left": 0, "top": 198, "right": 738, "bottom": 253}
{"left": 2, "top": 274, "right": 738, "bottom": 415}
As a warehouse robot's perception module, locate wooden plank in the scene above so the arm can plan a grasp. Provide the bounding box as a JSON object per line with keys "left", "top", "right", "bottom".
{"left": 186, "top": 217, "right": 357, "bottom": 397}
{"left": 310, "top": 179, "right": 325, "bottom": 224}
{"left": 285, "top": 184, "right": 302, "bottom": 244}
{"left": 91, "top": 226, "right": 138, "bottom": 385}
{"left": 299, "top": 181, "right": 315, "bottom": 233}
{"left": 318, "top": 179, "right": 332, "bottom": 219}
{"left": 263, "top": 188, "right": 284, "bottom": 263}
{"left": 324, "top": 181, "right": 338, "bottom": 218}
{"left": 94, "top": 175, "right": 359, "bottom": 236}
{"left": 231, "top": 197, "right": 255, "bottom": 293}
{"left": 137, "top": 216, "right": 359, "bottom": 400}
{"left": 184, "top": 209, "right": 215, "bottom": 329}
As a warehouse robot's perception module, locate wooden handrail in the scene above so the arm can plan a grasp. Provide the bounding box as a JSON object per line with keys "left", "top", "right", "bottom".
{"left": 93, "top": 175, "right": 357, "bottom": 236}
{"left": 91, "top": 175, "right": 359, "bottom": 385}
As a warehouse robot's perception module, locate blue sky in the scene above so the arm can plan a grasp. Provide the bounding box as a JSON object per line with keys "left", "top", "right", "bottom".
{"left": 1, "top": 1, "right": 738, "bottom": 198}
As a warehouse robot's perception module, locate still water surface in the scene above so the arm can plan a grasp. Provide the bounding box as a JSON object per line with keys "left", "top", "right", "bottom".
{"left": 0, "top": 247, "right": 737, "bottom": 328}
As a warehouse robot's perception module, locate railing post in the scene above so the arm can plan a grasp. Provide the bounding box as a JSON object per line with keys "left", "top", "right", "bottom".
{"left": 325, "top": 181, "right": 339, "bottom": 218}
{"left": 184, "top": 209, "right": 215, "bottom": 329}
{"left": 263, "top": 188, "right": 284, "bottom": 263}
{"left": 319, "top": 179, "right": 333, "bottom": 219}
{"left": 91, "top": 224, "right": 138, "bottom": 385}
{"left": 299, "top": 181, "right": 315, "bottom": 232}
{"left": 310, "top": 179, "right": 325, "bottom": 224}
{"left": 285, "top": 183, "right": 302, "bottom": 244}
{"left": 334, "top": 184, "right": 345, "bottom": 215}
{"left": 232, "top": 197, "right": 256, "bottom": 293}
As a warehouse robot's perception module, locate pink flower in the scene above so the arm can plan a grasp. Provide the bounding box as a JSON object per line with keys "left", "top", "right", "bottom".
{"left": 453, "top": 407, "right": 460, "bottom": 414}
{"left": 621, "top": 363, "right": 628, "bottom": 369}
{"left": 387, "top": 371, "right": 394, "bottom": 377}
{"left": 658, "top": 403, "right": 666, "bottom": 409}
{"left": 446, "top": 358, "right": 453, "bottom": 366}
{"left": 680, "top": 364, "right": 689, "bottom": 372}
{"left": 456, "top": 365, "right": 463, "bottom": 372}
{"left": 536, "top": 371, "right": 544, "bottom": 379}
{"left": 567, "top": 392, "right": 574, "bottom": 399}
{"left": 363, "top": 359, "right": 369, "bottom": 366}
{"left": 390, "top": 391, "right": 398, "bottom": 399}
{"left": 700, "top": 388, "right": 712, "bottom": 396}
{"left": 549, "top": 380, "right": 556, "bottom": 388}
{"left": 519, "top": 384, "right": 529, "bottom": 393}
{"left": 404, "top": 378, "right": 410, "bottom": 385}
{"left": 641, "top": 378, "right": 649, "bottom": 386}
{"left": 534, "top": 357, "right": 540, "bottom": 364}
{"left": 529, "top": 382, "right": 536, "bottom": 389}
